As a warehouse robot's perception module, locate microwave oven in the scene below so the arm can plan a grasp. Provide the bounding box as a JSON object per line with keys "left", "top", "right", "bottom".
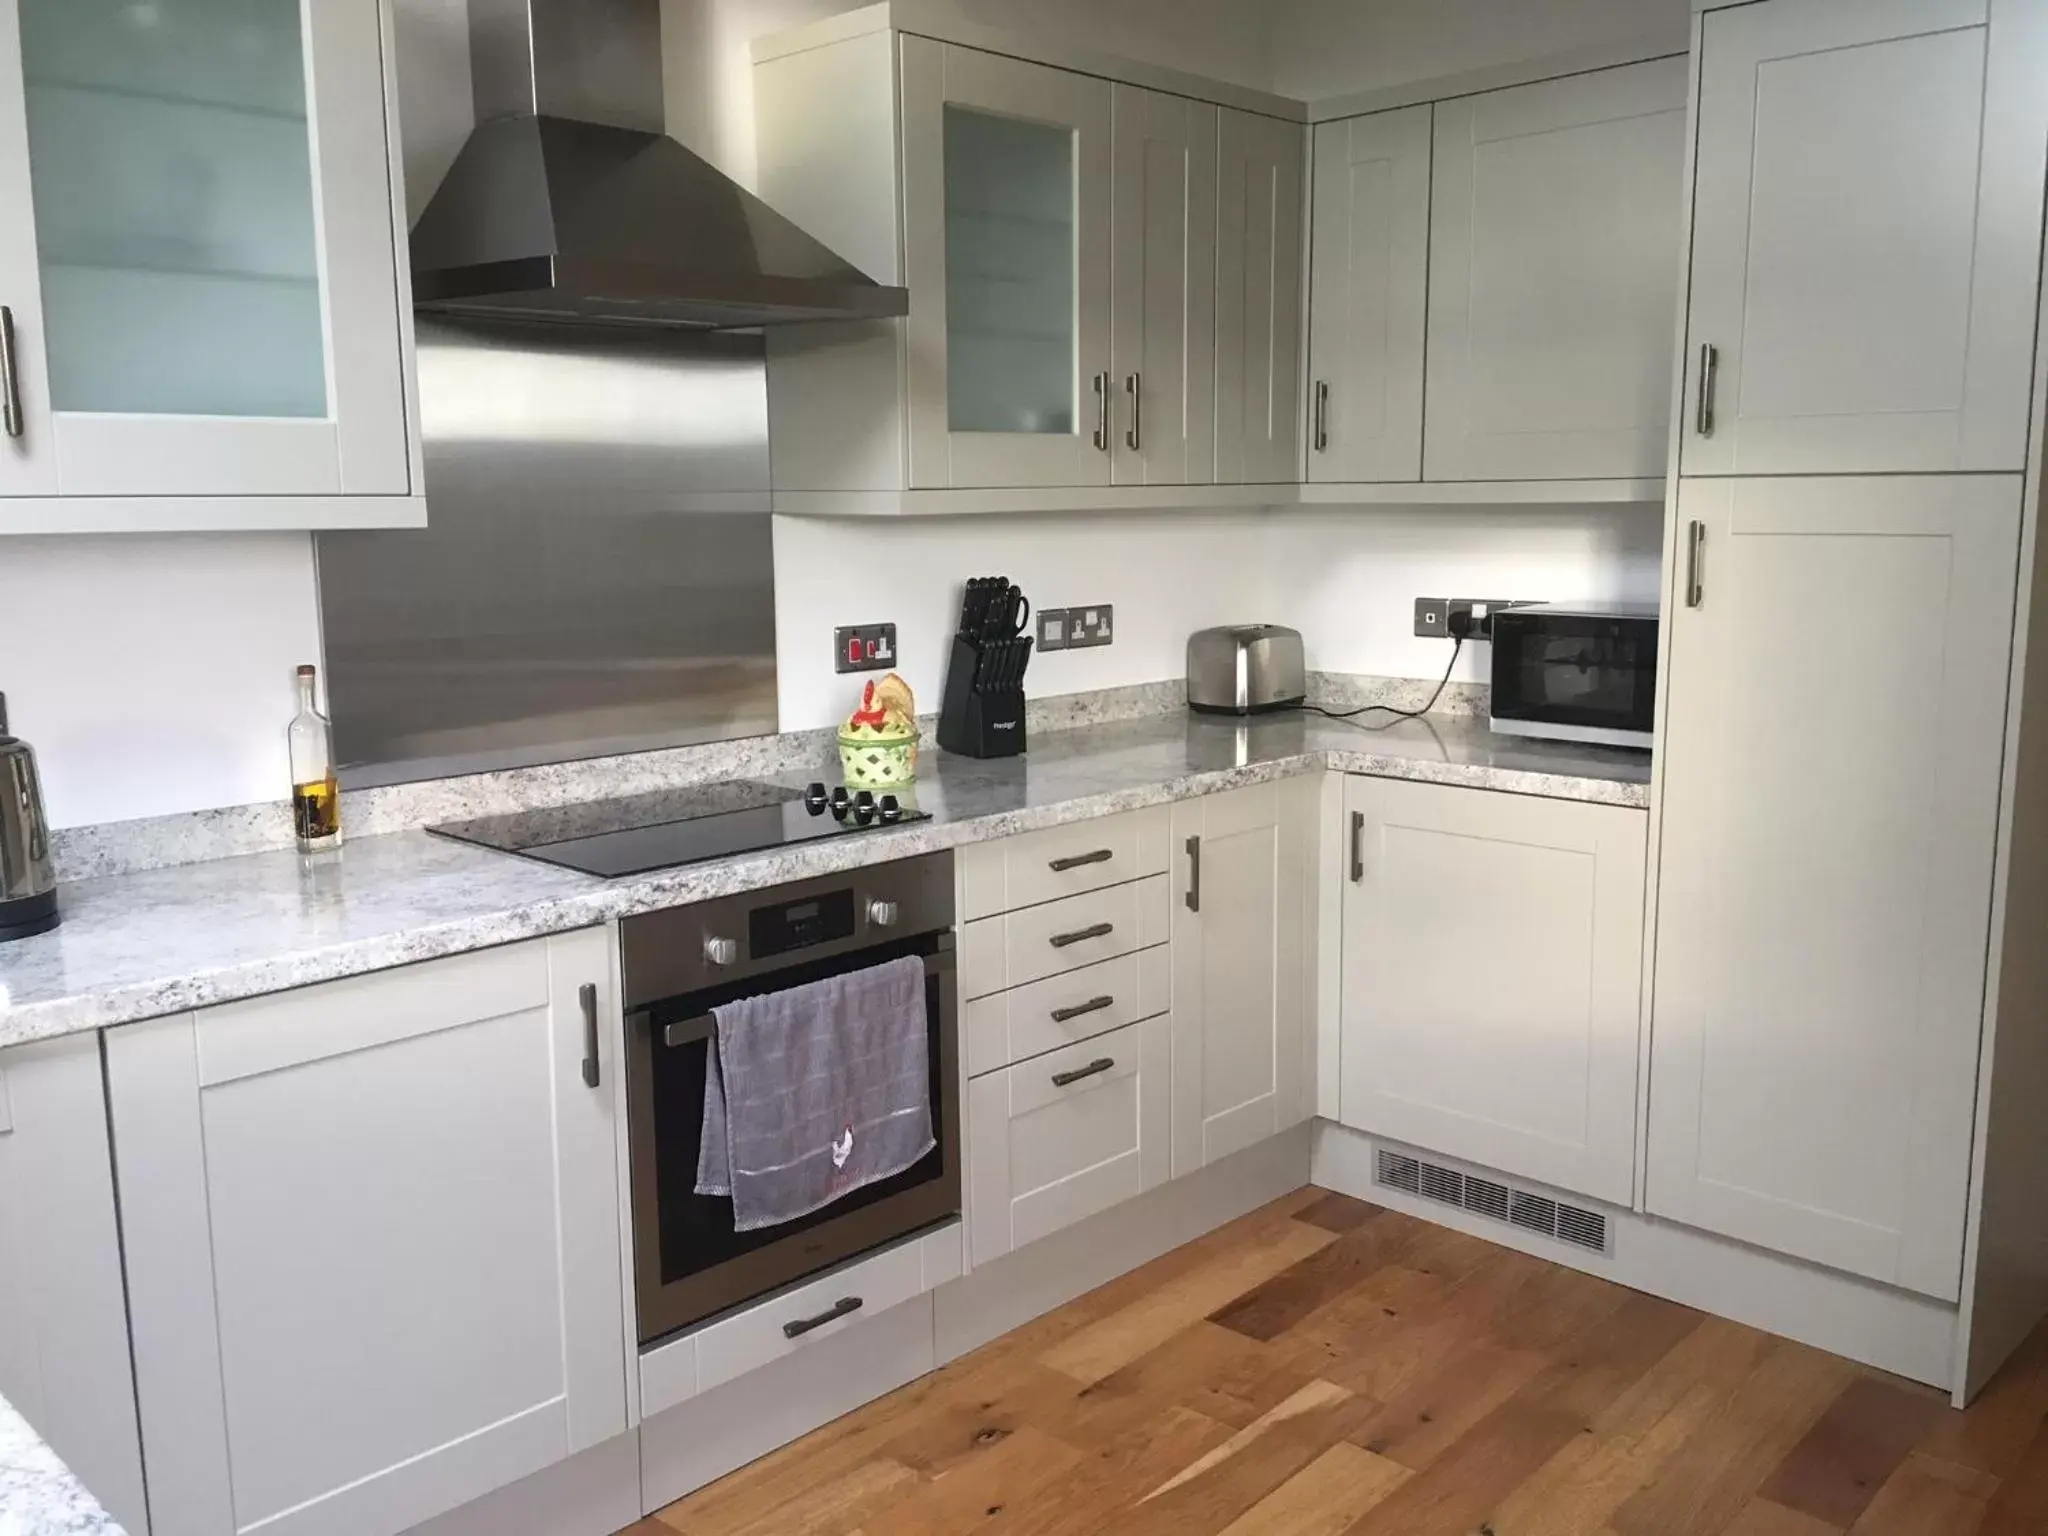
{"left": 1489, "top": 602, "right": 1657, "bottom": 750}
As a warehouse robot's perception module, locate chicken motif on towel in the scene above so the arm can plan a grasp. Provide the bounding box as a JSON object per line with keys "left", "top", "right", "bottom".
{"left": 831, "top": 1123, "right": 856, "bottom": 1170}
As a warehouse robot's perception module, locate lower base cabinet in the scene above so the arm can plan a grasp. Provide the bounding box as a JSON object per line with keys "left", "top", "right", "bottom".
{"left": 1338, "top": 777, "right": 1648, "bottom": 1207}
{"left": 106, "top": 929, "right": 626, "bottom": 1536}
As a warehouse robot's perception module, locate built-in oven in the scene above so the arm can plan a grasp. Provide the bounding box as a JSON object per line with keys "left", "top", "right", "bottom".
{"left": 622, "top": 851, "right": 959, "bottom": 1347}
{"left": 1490, "top": 602, "right": 1658, "bottom": 750}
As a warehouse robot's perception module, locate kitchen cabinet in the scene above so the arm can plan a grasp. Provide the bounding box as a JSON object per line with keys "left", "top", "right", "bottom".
{"left": 1215, "top": 108, "right": 1306, "bottom": 487}
{"left": 1680, "top": 0, "right": 2048, "bottom": 476}
{"left": 1170, "top": 780, "right": 1313, "bottom": 1176}
{"left": 106, "top": 929, "right": 627, "bottom": 1536}
{"left": 1305, "top": 107, "right": 1429, "bottom": 485}
{"left": 1111, "top": 84, "right": 1217, "bottom": 488}
{"left": 1337, "top": 778, "right": 1647, "bottom": 1207}
{"left": 0, "top": 0, "right": 421, "bottom": 532}
{"left": 0, "top": 1035, "right": 150, "bottom": 1536}
{"left": 1424, "top": 57, "right": 1687, "bottom": 482}
{"left": 1647, "top": 475, "right": 2021, "bottom": 1299}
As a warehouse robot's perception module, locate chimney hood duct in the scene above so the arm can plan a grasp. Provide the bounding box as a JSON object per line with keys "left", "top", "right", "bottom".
{"left": 410, "top": 0, "right": 908, "bottom": 330}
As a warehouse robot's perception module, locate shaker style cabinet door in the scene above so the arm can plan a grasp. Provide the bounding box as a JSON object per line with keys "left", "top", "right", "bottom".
{"left": 1215, "top": 108, "right": 1305, "bottom": 486}
{"left": 902, "top": 38, "right": 1113, "bottom": 490}
{"left": 1424, "top": 58, "right": 1686, "bottom": 482}
{"left": 0, "top": 0, "right": 412, "bottom": 504}
{"left": 1110, "top": 84, "right": 1217, "bottom": 487}
{"left": 1648, "top": 476, "right": 2021, "bottom": 1300}
{"left": 107, "top": 930, "right": 628, "bottom": 1536}
{"left": 1169, "top": 780, "right": 1312, "bottom": 1176}
{"left": 1305, "top": 107, "right": 1429, "bottom": 485}
{"left": 1681, "top": 0, "right": 2048, "bottom": 475}
{"left": 1338, "top": 777, "right": 1647, "bottom": 1207}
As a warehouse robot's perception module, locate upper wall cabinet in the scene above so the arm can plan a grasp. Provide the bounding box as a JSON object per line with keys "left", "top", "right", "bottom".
{"left": 1680, "top": 0, "right": 2048, "bottom": 475}
{"left": 755, "top": 8, "right": 1307, "bottom": 513}
{"left": 0, "top": 0, "right": 422, "bottom": 533}
{"left": 1306, "top": 107, "right": 1429, "bottom": 484}
{"left": 1425, "top": 58, "right": 1687, "bottom": 482}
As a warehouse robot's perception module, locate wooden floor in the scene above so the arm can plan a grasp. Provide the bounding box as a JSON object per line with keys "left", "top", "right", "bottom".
{"left": 632, "top": 1188, "right": 2048, "bottom": 1536}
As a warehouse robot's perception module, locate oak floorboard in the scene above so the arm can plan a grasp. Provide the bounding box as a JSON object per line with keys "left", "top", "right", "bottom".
{"left": 643, "top": 1189, "right": 2048, "bottom": 1536}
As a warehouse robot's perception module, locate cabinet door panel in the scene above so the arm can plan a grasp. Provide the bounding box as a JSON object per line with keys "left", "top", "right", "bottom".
{"left": 111, "top": 929, "right": 626, "bottom": 1536}
{"left": 1426, "top": 59, "right": 1686, "bottom": 481}
{"left": 903, "top": 39, "right": 1112, "bottom": 489}
{"left": 1171, "top": 781, "right": 1310, "bottom": 1176}
{"left": 0, "top": 0, "right": 54, "bottom": 495}
{"left": 1339, "top": 778, "right": 1646, "bottom": 1206}
{"left": 1306, "top": 108, "right": 1429, "bottom": 485}
{"left": 1649, "top": 476, "right": 2019, "bottom": 1298}
{"left": 1215, "top": 109, "right": 1305, "bottom": 486}
{"left": 1682, "top": 0, "right": 2045, "bottom": 474}
{"left": 1111, "top": 85, "right": 1216, "bottom": 486}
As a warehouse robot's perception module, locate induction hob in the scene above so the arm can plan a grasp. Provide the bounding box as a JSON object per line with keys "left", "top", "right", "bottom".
{"left": 427, "top": 779, "right": 929, "bottom": 878}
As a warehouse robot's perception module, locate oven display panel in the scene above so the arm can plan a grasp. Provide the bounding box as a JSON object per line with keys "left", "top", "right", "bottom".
{"left": 749, "top": 890, "right": 856, "bottom": 958}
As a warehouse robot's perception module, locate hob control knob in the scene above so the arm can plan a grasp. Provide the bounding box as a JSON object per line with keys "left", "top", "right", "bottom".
{"left": 829, "top": 786, "right": 851, "bottom": 820}
{"left": 853, "top": 800, "right": 877, "bottom": 826}
{"left": 878, "top": 794, "right": 903, "bottom": 824}
{"left": 703, "top": 936, "right": 740, "bottom": 967}
{"left": 803, "top": 782, "right": 829, "bottom": 815}
{"left": 854, "top": 789, "right": 876, "bottom": 811}
{"left": 868, "top": 899, "right": 901, "bottom": 928}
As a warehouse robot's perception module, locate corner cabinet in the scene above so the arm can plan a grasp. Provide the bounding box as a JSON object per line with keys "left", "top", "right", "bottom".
{"left": 754, "top": 10, "right": 1305, "bottom": 510}
{"left": 0, "top": 0, "right": 422, "bottom": 533}
{"left": 106, "top": 930, "right": 626, "bottom": 1536}
{"left": 1169, "top": 780, "right": 1315, "bottom": 1176}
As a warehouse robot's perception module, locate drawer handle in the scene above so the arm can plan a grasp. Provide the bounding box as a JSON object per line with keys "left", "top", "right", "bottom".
{"left": 1051, "top": 995, "right": 1115, "bottom": 1023}
{"left": 1048, "top": 849, "right": 1115, "bottom": 873}
{"left": 1052, "top": 1057, "right": 1115, "bottom": 1088}
{"left": 1049, "top": 921, "right": 1114, "bottom": 949}
{"left": 782, "top": 1295, "right": 864, "bottom": 1339}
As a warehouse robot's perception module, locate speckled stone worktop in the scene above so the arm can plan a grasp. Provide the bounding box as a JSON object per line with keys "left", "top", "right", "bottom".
{"left": 0, "top": 713, "right": 1648, "bottom": 1050}
{"left": 0, "top": 1391, "right": 123, "bottom": 1536}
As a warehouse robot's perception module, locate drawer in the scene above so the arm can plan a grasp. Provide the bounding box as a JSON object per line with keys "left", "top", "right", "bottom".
{"left": 968, "top": 1017, "right": 1171, "bottom": 1267}
{"left": 963, "top": 946, "right": 1171, "bottom": 1077}
{"left": 960, "top": 807, "right": 1171, "bottom": 920}
{"left": 960, "top": 875, "right": 1171, "bottom": 1000}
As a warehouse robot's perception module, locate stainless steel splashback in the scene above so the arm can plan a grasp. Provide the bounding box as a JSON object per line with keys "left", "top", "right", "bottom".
{"left": 315, "top": 314, "right": 776, "bottom": 788}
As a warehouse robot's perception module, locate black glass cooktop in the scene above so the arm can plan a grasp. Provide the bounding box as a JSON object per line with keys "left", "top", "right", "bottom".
{"left": 427, "top": 779, "right": 929, "bottom": 879}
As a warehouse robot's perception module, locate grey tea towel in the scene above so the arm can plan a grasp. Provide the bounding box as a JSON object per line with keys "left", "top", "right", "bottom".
{"left": 697, "top": 954, "right": 934, "bottom": 1231}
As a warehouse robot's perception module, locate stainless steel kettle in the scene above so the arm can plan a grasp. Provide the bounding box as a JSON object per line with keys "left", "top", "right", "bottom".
{"left": 0, "top": 693, "right": 58, "bottom": 940}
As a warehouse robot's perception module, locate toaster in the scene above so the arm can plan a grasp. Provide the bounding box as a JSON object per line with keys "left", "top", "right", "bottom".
{"left": 1186, "top": 625, "right": 1306, "bottom": 715}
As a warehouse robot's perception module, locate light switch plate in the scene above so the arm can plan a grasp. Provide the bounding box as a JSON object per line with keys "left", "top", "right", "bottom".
{"left": 834, "top": 623, "right": 899, "bottom": 673}
{"left": 1036, "top": 609, "right": 1070, "bottom": 651}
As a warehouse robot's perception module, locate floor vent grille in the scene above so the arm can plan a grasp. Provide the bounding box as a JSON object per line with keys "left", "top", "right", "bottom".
{"left": 1372, "top": 1147, "right": 1610, "bottom": 1256}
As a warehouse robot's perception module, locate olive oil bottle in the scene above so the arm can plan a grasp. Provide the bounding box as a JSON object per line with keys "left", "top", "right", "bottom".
{"left": 288, "top": 664, "right": 341, "bottom": 852}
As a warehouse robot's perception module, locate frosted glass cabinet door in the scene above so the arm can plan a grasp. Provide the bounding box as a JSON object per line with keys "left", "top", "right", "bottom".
{"left": 1681, "top": 0, "right": 2048, "bottom": 475}
{"left": 0, "top": 0, "right": 410, "bottom": 500}
{"left": 903, "top": 38, "right": 1112, "bottom": 489}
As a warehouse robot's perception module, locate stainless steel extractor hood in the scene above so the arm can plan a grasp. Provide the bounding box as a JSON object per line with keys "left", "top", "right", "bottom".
{"left": 410, "top": 0, "right": 908, "bottom": 330}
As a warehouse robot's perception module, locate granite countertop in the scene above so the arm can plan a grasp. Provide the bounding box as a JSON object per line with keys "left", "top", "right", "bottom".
{"left": 0, "top": 713, "right": 1649, "bottom": 1049}
{"left": 0, "top": 1394, "right": 123, "bottom": 1536}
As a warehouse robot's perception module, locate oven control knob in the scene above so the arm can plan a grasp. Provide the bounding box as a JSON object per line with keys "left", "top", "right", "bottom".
{"left": 868, "top": 899, "right": 900, "bottom": 929}
{"left": 703, "top": 936, "right": 740, "bottom": 967}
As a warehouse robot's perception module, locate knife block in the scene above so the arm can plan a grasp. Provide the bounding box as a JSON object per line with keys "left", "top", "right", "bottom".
{"left": 938, "top": 634, "right": 1028, "bottom": 758}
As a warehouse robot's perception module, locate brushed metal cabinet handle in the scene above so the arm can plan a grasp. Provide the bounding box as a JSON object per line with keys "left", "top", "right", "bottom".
{"left": 1686, "top": 520, "right": 1707, "bottom": 609}
{"left": 1052, "top": 1057, "right": 1115, "bottom": 1088}
{"left": 579, "top": 983, "right": 601, "bottom": 1089}
{"left": 783, "top": 1296, "right": 863, "bottom": 1339}
{"left": 1696, "top": 343, "right": 1719, "bottom": 438}
{"left": 1048, "top": 849, "right": 1114, "bottom": 873}
{"left": 0, "top": 306, "right": 22, "bottom": 440}
{"left": 1051, "top": 995, "right": 1115, "bottom": 1024}
{"left": 1350, "top": 811, "right": 1365, "bottom": 883}
{"left": 1185, "top": 835, "right": 1202, "bottom": 913}
{"left": 1092, "top": 371, "right": 1111, "bottom": 451}
{"left": 1125, "top": 372, "right": 1142, "bottom": 451}
{"left": 1313, "top": 380, "right": 1329, "bottom": 452}
{"left": 1049, "top": 921, "right": 1114, "bottom": 949}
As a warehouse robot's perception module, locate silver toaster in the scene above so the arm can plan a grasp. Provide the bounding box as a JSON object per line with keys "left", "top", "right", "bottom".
{"left": 1186, "top": 625, "right": 1306, "bottom": 715}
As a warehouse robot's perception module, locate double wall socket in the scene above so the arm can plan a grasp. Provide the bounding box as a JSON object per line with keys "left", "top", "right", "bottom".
{"left": 1413, "top": 598, "right": 1542, "bottom": 640}
{"left": 1037, "top": 604, "right": 1114, "bottom": 651}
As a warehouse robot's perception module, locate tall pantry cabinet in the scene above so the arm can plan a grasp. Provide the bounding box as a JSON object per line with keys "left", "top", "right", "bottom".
{"left": 1645, "top": 0, "right": 2048, "bottom": 1377}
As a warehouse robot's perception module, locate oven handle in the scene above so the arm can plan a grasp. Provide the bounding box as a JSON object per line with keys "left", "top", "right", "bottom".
{"left": 660, "top": 944, "right": 955, "bottom": 1050}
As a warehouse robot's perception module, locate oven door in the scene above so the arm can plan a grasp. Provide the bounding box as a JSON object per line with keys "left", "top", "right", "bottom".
{"left": 626, "top": 932, "right": 960, "bottom": 1347}
{"left": 1490, "top": 611, "right": 1657, "bottom": 746}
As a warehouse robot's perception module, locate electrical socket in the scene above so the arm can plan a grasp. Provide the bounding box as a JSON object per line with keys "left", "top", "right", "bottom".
{"left": 1068, "top": 604, "right": 1114, "bottom": 648}
{"left": 834, "top": 623, "right": 898, "bottom": 673}
{"left": 1415, "top": 597, "right": 1545, "bottom": 640}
